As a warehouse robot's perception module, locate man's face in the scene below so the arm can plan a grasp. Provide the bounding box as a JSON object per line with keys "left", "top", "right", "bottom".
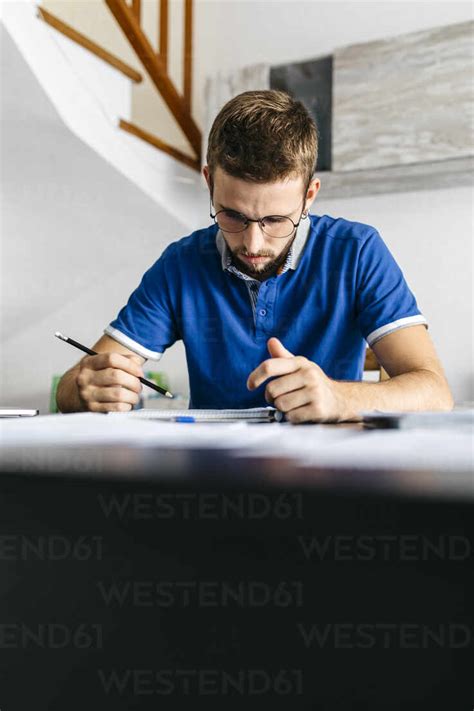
{"left": 204, "top": 166, "right": 318, "bottom": 281}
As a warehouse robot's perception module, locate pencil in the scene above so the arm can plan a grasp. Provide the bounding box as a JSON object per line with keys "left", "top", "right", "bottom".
{"left": 54, "top": 332, "right": 174, "bottom": 398}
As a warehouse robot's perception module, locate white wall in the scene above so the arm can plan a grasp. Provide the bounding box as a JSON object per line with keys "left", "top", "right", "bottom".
{"left": 0, "top": 24, "right": 192, "bottom": 413}
{"left": 192, "top": 0, "right": 474, "bottom": 403}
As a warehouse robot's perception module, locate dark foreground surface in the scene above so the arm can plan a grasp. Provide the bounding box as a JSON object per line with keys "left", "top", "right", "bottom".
{"left": 0, "top": 446, "right": 472, "bottom": 710}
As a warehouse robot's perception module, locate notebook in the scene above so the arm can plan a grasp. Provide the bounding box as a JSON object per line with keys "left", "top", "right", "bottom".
{"left": 0, "top": 408, "right": 39, "bottom": 418}
{"left": 110, "top": 407, "right": 284, "bottom": 422}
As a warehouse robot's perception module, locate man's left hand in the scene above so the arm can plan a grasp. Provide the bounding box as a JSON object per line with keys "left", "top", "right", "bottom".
{"left": 247, "top": 337, "right": 345, "bottom": 423}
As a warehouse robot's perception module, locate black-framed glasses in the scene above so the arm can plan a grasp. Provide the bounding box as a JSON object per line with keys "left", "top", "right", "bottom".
{"left": 210, "top": 200, "right": 307, "bottom": 239}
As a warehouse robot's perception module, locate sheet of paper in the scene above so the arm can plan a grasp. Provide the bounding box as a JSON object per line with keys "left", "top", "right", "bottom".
{"left": 0, "top": 413, "right": 283, "bottom": 448}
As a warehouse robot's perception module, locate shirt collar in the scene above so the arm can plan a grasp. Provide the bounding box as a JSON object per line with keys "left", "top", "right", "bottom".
{"left": 215, "top": 215, "right": 312, "bottom": 273}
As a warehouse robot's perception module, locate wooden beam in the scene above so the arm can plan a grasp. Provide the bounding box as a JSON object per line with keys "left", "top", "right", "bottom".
{"left": 183, "top": 0, "right": 193, "bottom": 110}
{"left": 159, "top": 0, "right": 168, "bottom": 71}
{"left": 105, "top": 0, "right": 201, "bottom": 160}
{"left": 131, "top": 0, "right": 141, "bottom": 23}
{"left": 37, "top": 7, "right": 142, "bottom": 83}
{"left": 119, "top": 119, "right": 200, "bottom": 172}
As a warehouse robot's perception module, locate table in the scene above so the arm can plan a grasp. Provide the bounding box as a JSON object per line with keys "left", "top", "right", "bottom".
{"left": 0, "top": 425, "right": 473, "bottom": 709}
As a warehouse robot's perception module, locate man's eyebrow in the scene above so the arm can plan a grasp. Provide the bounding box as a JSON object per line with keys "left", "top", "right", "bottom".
{"left": 216, "top": 203, "right": 295, "bottom": 217}
{"left": 218, "top": 204, "right": 242, "bottom": 213}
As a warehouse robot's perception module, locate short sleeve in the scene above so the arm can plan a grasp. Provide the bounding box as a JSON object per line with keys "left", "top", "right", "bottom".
{"left": 356, "top": 230, "right": 428, "bottom": 347}
{"left": 105, "top": 251, "right": 179, "bottom": 360}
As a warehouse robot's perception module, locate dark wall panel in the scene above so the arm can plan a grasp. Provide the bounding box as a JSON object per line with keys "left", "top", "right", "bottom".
{"left": 270, "top": 56, "right": 333, "bottom": 171}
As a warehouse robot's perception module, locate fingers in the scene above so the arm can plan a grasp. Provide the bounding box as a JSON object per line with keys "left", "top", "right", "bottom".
{"left": 284, "top": 404, "right": 326, "bottom": 424}
{"left": 267, "top": 337, "right": 294, "bottom": 359}
{"left": 93, "top": 367, "right": 143, "bottom": 394}
{"left": 78, "top": 381, "right": 141, "bottom": 409}
{"left": 264, "top": 371, "right": 313, "bottom": 412}
{"left": 264, "top": 371, "right": 307, "bottom": 404}
{"left": 89, "top": 385, "right": 141, "bottom": 405}
{"left": 77, "top": 351, "right": 145, "bottom": 412}
{"left": 247, "top": 340, "right": 333, "bottom": 423}
{"left": 88, "top": 401, "right": 134, "bottom": 413}
{"left": 83, "top": 352, "right": 144, "bottom": 379}
{"left": 275, "top": 388, "right": 312, "bottom": 413}
{"left": 247, "top": 355, "right": 307, "bottom": 390}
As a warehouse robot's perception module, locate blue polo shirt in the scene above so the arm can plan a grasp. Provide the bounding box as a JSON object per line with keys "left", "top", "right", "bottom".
{"left": 105, "top": 214, "right": 427, "bottom": 408}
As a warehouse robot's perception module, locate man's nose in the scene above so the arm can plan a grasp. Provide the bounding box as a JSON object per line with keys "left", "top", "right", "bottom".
{"left": 242, "top": 221, "right": 265, "bottom": 253}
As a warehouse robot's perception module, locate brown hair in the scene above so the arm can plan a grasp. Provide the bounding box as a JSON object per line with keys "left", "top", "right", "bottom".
{"left": 206, "top": 90, "right": 318, "bottom": 186}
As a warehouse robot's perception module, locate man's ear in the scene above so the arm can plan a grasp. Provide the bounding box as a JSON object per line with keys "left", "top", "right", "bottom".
{"left": 305, "top": 177, "right": 321, "bottom": 211}
{"left": 202, "top": 165, "right": 211, "bottom": 190}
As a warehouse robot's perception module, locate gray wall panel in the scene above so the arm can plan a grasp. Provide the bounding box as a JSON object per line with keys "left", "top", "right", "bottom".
{"left": 333, "top": 21, "right": 474, "bottom": 171}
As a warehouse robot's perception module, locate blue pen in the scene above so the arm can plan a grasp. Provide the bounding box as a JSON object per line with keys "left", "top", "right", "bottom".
{"left": 173, "top": 416, "right": 196, "bottom": 422}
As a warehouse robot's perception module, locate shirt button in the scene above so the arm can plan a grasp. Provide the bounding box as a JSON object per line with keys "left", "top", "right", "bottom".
{"left": 259, "top": 309, "right": 267, "bottom": 317}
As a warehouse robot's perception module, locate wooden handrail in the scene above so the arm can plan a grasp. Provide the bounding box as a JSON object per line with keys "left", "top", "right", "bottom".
{"left": 105, "top": 0, "right": 201, "bottom": 159}
{"left": 37, "top": 7, "right": 142, "bottom": 83}
{"left": 119, "top": 119, "right": 200, "bottom": 172}
{"left": 183, "top": 0, "right": 193, "bottom": 110}
{"left": 131, "top": 0, "right": 141, "bottom": 23}
{"left": 159, "top": 0, "right": 168, "bottom": 70}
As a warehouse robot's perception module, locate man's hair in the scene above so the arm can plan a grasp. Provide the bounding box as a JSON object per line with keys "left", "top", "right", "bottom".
{"left": 206, "top": 90, "right": 318, "bottom": 186}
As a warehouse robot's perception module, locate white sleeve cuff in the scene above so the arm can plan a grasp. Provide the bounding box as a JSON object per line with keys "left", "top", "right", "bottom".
{"left": 104, "top": 326, "right": 164, "bottom": 361}
{"left": 366, "top": 315, "right": 428, "bottom": 347}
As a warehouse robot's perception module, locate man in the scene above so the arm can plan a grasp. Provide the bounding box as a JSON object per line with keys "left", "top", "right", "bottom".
{"left": 57, "top": 90, "right": 453, "bottom": 422}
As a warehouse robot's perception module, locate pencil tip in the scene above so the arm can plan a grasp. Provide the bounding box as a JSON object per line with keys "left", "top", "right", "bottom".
{"left": 165, "top": 392, "right": 174, "bottom": 399}
{"left": 55, "top": 331, "right": 66, "bottom": 340}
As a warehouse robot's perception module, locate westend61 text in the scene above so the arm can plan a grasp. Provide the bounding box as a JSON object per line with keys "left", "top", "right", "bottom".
{"left": 0, "top": 624, "right": 103, "bottom": 649}
{"left": 0, "top": 535, "right": 104, "bottom": 561}
{"left": 297, "top": 623, "right": 472, "bottom": 649}
{"left": 98, "top": 669, "right": 303, "bottom": 696}
{"left": 97, "top": 580, "right": 303, "bottom": 608}
{"left": 298, "top": 534, "right": 471, "bottom": 561}
{"left": 97, "top": 492, "right": 303, "bottom": 520}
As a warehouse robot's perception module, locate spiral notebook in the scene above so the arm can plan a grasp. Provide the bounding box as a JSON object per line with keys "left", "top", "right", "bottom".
{"left": 111, "top": 407, "right": 284, "bottom": 423}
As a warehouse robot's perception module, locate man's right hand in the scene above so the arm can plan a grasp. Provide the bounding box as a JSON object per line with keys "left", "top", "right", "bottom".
{"left": 76, "top": 352, "right": 144, "bottom": 412}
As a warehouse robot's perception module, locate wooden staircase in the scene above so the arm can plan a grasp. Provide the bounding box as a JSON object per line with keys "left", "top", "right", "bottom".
{"left": 38, "top": 0, "right": 201, "bottom": 172}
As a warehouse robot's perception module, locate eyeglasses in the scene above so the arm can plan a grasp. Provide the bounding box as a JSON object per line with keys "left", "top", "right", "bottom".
{"left": 210, "top": 200, "right": 307, "bottom": 239}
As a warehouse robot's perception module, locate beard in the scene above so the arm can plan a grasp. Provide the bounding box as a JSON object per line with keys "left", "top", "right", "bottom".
{"left": 229, "top": 235, "right": 295, "bottom": 280}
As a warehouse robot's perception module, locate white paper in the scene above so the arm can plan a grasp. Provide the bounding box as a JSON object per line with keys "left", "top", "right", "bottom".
{"left": 0, "top": 412, "right": 280, "bottom": 448}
